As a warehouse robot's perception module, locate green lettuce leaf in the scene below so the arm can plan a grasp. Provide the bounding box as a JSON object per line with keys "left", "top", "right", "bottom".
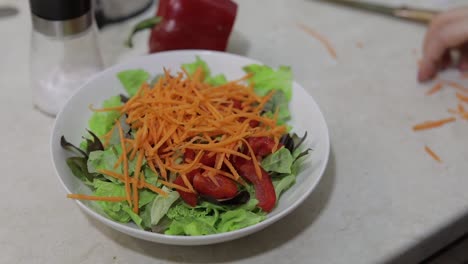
{"left": 66, "top": 157, "right": 95, "bottom": 185}
{"left": 167, "top": 203, "right": 210, "bottom": 219}
{"left": 122, "top": 206, "right": 143, "bottom": 229}
{"left": 182, "top": 56, "right": 227, "bottom": 86}
{"left": 263, "top": 91, "right": 290, "bottom": 125}
{"left": 87, "top": 148, "right": 119, "bottom": 173}
{"left": 165, "top": 202, "right": 221, "bottom": 235}
{"left": 92, "top": 179, "right": 155, "bottom": 226}
{"left": 93, "top": 179, "right": 131, "bottom": 223}
{"left": 165, "top": 217, "right": 218, "bottom": 236}
{"left": 143, "top": 166, "right": 159, "bottom": 186}
{"left": 243, "top": 64, "right": 293, "bottom": 125}
{"left": 149, "top": 187, "right": 180, "bottom": 226}
{"left": 182, "top": 56, "right": 211, "bottom": 78}
{"left": 117, "top": 69, "right": 150, "bottom": 97}
{"left": 88, "top": 96, "right": 122, "bottom": 138}
{"left": 139, "top": 189, "right": 157, "bottom": 208}
{"left": 87, "top": 146, "right": 138, "bottom": 183}
{"left": 273, "top": 174, "right": 296, "bottom": 200}
{"left": 237, "top": 197, "right": 259, "bottom": 211}
{"left": 167, "top": 202, "right": 220, "bottom": 226}
{"left": 140, "top": 205, "right": 152, "bottom": 230}
{"left": 113, "top": 144, "right": 138, "bottom": 174}
{"left": 205, "top": 74, "right": 227, "bottom": 86}
{"left": 218, "top": 209, "right": 266, "bottom": 233}
{"left": 243, "top": 64, "right": 293, "bottom": 100}
{"left": 165, "top": 201, "right": 265, "bottom": 235}
{"left": 261, "top": 147, "right": 294, "bottom": 174}
{"left": 262, "top": 145, "right": 308, "bottom": 200}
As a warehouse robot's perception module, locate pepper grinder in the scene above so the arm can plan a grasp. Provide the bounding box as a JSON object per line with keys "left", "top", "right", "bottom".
{"left": 30, "top": 0, "right": 104, "bottom": 116}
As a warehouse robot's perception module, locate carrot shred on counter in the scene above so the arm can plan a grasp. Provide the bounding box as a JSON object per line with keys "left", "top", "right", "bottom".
{"left": 456, "top": 92, "right": 468, "bottom": 103}
{"left": 439, "top": 80, "right": 468, "bottom": 94}
{"left": 75, "top": 67, "right": 287, "bottom": 205}
{"left": 412, "top": 117, "right": 456, "bottom": 131}
{"left": 448, "top": 108, "right": 458, "bottom": 115}
{"left": 458, "top": 103, "right": 466, "bottom": 113}
{"left": 426, "top": 83, "right": 443, "bottom": 95}
{"left": 296, "top": 23, "right": 337, "bottom": 59}
{"left": 67, "top": 194, "right": 127, "bottom": 202}
{"left": 424, "top": 145, "right": 442, "bottom": 163}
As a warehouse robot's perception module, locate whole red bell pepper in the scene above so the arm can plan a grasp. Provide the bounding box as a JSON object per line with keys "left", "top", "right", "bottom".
{"left": 126, "top": 0, "right": 238, "bottom": 53}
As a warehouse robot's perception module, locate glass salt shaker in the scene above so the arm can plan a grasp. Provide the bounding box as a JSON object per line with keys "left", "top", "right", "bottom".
{"left": 29, "top": 0, "right": 104, "bottom": 116}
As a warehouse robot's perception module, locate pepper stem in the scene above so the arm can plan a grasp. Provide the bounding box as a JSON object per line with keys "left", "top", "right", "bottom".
{"left": 125, "top": 16, "right": 163, "bottom": 48}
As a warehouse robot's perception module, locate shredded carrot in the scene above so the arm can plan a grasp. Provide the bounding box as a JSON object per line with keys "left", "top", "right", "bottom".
{"left": 439, "top": 80, "right": 468, "bottom": 94}
{"left": 297, "top": 22, "right": 337, "bottom": 59}
{"left": 132, "top": 150, "right": 145, "bottom": 214}
{"left": 412, "top": 117, "right": 456, "bottom": 131}
{"left": 241, "top": 138, "right": 263, "bottom": 180}
{"left": 116, "top": 121, "right": 132, "bottom": 207}
{"left": 103, "top": 124, "right": 117, "bottom": 148}
{"left": 89, "top": 104, "right": 124, "bottom": 113}
{"left": 67, "top": 194, "right": 127, "bottom": 202}
{"left": 458, "top": 103, "right": 466, "bottom": 113}
{"left": 448, "top": 108, "right": 458, "bottom": 115}
{"left": 426, "top": 83, "right": 443, "bottom": 96}
{"left": 447, "top": 97, "right": 468, "bottom": 119}
{"left": 98, "top": 169, "right": 125, "bottom": 181}
{"left": 142, "top": 181, "right": 169, "bottom": 197}
{"left": 71, "top": 66, "right": 287, "bottom": 210}
{"left": 424, "top": 145, "right": 442, "bottom": 163}
{"left": 98, "top": 169, "right": 168, "bottom": 197}
{"left": 223, "top": 158, "right": 240, "bottom": 180}
{"left": 456, "top": 92, "right": 468, "bottom": 103}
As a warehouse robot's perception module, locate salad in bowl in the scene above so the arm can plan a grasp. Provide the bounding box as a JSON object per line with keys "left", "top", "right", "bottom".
{"left": 51, "top": 51, "right": 329, "bottom": 245}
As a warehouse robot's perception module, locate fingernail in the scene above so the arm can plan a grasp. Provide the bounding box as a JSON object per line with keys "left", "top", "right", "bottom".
{"left": 418, "top": 63, "right": 436, "bottom": 82}
{"left": 418, "top": 70, "right": 428, "bottom": 82}
{"left": 418, "top": 68, "right": 430, "bottom": 82}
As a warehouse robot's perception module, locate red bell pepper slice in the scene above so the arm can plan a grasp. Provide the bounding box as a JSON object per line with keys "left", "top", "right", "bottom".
{"left": 247, "top": 137, "right": 277, "bottom": 158}
{"left": 232, "top": 157, "right": 276, "bottom": 212}
{"left": 184, "top": 149, "right": 217, "bottom": 167}
{"left": 193, "top": 173, "right": 238, "bottom": 199}
{"left": 173, "top": 169, "right": 199, "bottom": 207}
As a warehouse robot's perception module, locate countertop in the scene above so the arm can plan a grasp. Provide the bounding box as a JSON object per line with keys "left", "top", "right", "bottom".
{"left": 1, "top": 0, "right": 468, "bottom": 263}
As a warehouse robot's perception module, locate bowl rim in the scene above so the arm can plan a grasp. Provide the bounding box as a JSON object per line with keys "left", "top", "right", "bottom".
{"left": 50, "top": 50, "right": 330, "bottom": 244}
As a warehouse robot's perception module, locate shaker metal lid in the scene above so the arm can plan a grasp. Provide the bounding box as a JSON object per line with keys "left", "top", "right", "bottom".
{"left": 29, "top": 0, "right": 91, "bottom": 21}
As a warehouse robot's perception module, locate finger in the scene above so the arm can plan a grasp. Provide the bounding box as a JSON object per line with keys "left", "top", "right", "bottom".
{"left": 425, "top": 18, "right": 468, "bottom": 63}
{"left": 419, "top": 17, "right": 468, "bottom": 82}
{"left": 458, "top": 44, "right": 468, "bottom": 71}
{"left": 424, "top": 7, "right": 468, "bottom": 54}
{"left": 439, "top": 51, "right": 451, "bottom": 70}
{"left": 418, "top": 58, "right": 438, "bottom": 82}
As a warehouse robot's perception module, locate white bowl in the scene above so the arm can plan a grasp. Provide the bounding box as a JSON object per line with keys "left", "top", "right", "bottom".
{"left": 51, "top": 50, "right": 330, "bottom": 245}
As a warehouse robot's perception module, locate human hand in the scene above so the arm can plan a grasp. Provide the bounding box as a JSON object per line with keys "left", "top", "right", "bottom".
{"left": 418, "top": 7, "right": 468, "bottom": 82}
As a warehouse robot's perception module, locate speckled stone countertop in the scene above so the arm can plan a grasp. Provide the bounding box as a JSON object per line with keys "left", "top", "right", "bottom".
{"left": 1, "top": 0, "right": 468, "bottom": 263}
